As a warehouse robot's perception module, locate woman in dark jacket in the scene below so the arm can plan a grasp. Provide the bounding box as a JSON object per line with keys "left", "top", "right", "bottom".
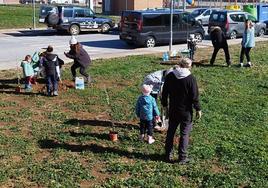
{"left": 64, "top": 36, "right": 92, "bottom": 83}
{"left": 210, "top": 26, "right": 231, "bottom": 67}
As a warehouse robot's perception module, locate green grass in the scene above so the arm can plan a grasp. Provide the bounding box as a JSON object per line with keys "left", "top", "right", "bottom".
{"left": 0, "top": 5, "right": 119, "bottom": 29}
{"left": 0, "top": 43, "right": 267, "bottom": 187}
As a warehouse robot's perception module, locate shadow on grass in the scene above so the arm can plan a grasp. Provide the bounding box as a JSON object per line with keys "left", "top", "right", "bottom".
{"left": 68, "top": 131, "right": 133, "bottom": 142}
{"left": 38, "top": 139, "right": 163, "bottom": 162}
{"left": 64, "top": 119, "right": 139, "bottom": 130}
{"left": 0, "top": 90, "right": 46, "bottom": 96}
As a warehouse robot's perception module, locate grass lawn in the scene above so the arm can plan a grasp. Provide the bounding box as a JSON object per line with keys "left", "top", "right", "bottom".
{"left": 0, "top": 43, "right": 267, "bottom": 187}
{"left": 0, "top": 5, "right": 119, "bottom": 30}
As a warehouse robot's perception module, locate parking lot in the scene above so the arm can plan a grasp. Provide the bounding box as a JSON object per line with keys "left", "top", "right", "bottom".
{"left": 0, "top": 27, "right": 268, "bottom": 70}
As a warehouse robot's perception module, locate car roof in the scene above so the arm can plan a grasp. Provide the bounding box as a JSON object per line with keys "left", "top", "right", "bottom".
{"left": 213, "top": 10, "right": 245, "bottom": 14}
{"left": 124, "top": 9, "right": 183, "bottom": 15}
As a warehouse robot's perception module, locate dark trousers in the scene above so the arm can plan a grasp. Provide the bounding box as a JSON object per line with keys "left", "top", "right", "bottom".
{"left": 140, "top": 119, "right": 153, "bottom": 136}
{"left": 46, "top": 74, "right": 58, "bottom": 94}
{"left": 71, "top": 62, "right": 89, "bottom": 80}
{"left": 210, "top": 45, "right": 231, "bottom": 65}
{"left": 165, "top": 114, "right": 192, "bottom": 160}
{"left": 240, "top": 47, "right": 251, "bottom": 63}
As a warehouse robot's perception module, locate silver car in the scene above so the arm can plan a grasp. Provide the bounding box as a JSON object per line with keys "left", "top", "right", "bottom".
{"left": 192, "top": 8, "right": 220, "bottom": 25}
{"left": 209, "top": 10, "right": 267, "bottom": 39}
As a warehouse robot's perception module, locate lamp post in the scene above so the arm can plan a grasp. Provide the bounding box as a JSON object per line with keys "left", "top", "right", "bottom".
{"left": 32, "top": 0, "right": 36, "bottom": 30}
{"left": 169, "top": 0, "right": 174, "bottom": 54}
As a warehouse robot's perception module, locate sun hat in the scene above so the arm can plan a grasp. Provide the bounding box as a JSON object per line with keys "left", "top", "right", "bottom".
{"left": 141, "top": 84, "right": 153, "bottom": 96}
{"left": 69, "top": 36, "right": 78, "bottom": 45}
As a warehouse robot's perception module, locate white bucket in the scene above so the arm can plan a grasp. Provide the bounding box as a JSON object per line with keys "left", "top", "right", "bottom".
{"left": 75, "top": 77, "right": 85, "bottom": 90}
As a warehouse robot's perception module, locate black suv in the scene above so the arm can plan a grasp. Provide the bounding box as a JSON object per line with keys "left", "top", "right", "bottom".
{"left": 119, "top": 9, "right": 205, "bottom": 47}
{"left": 39, "top": 5, "right": 114, "bottom": 35}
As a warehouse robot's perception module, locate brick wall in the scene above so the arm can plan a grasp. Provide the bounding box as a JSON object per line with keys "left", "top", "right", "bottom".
{"left": 107, "top": 0, "right": 164, "bottom": 15}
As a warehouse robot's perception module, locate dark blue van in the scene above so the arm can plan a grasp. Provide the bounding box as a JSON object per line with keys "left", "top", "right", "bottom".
{"left": 119, "top": 9, "right": 205, "bottom": 47}
{"left": 39, "top": 5, "right": 114, "bottom": 35}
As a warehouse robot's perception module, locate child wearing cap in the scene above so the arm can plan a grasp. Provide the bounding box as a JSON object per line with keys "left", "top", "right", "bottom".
{"left": 135, "top": 84, "right": 160, "bottom": 144}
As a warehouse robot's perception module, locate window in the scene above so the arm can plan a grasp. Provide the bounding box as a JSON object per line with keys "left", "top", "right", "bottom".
{"left": 143, "top": 15, "right": 162, "bottom": 26}
{"left": 182, "top": 13, "right": 195, "bottom": 24}
{"left": 230, "top": 14, "right": 245, "bottom": 22}
{"left": 203, "top": 10, "right": 211, "bottom": 16}
{"left": 210, "top": 13, "right": 226, "bottom": 22}
{"left": 163, "top": 14, "right": 179, "bottom": 26}
{"left": 63, "top": 9, "right": 73, "bottom": 17}
{"left": 74, "top": 9, "right": 85, "bottom": 17}
{"left": 84, "top": 9, "right": 93, "bottom": 17}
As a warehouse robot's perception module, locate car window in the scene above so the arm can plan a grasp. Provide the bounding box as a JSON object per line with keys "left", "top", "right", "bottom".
{"left": 163, "top": 14, "right": 179, "bottom": 26}
{"left": 182, "top": 12, "right": 195, "bottom": 23}
{"left": 203, "top": 10, "right": 210, "bottom": 16}
{"left": 230, "top": 14, "right": 245, "bottom": 22}
{"left": 210, "top": 13, "right": 226, "bottom": 22}
{"left": 63, "top": 9, "right": 73, "bottom": 17}
{"left": 84, "top": 9, "right": 93, "bottom": 17}
{"left": 74, "top": 9, "right": 85, "bottom": 17}
{"left": 143, "top": 14, "right": 162, "bottom": 26}
{"left": 191, "top": 9, "right": 206, "bottom": 17}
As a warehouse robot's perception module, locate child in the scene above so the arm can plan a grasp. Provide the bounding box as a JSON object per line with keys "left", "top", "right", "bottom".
{"left": 187, "top": 34, "right": 197, "bottom": 61}
{"left": 21, "top": 55, "right": 35, "bottom": 91}
{"left": 42, "top": 45, "right": 61, "bottom": 96}
{"left": 135, "top": 84, "right": 160, "bottom": 144}
{"left": 240, "top": 19, "right": 255, "bottom": 67}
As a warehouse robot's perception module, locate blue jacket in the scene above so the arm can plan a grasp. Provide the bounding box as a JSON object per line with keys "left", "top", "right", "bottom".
{"left": 135, "top": 95, "right": 160, "bottom": 121}
{"left": 242, "top": 28, "right": 255, "bottom": 48}
{"left": 21, "top": 61, "right": 34, "bottom": 77}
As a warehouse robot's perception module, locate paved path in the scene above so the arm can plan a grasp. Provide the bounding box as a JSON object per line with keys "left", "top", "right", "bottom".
{"left": 0, "top": 28, "right": 267, "bottom": 70}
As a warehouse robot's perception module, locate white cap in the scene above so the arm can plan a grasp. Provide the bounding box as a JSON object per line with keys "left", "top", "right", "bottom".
{"left": 69, "top": 36, "right": 78, "bottom": 45}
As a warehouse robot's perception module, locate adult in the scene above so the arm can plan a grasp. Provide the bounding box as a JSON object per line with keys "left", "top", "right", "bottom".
{"left": 210, "top": 26, "right": 231, "bottom": 67}
{"left": 240, "top": 19, "right": 255, "bottom": 67}
{"left": 64, "top": 36, "right": 92, "bottom": 83}
{"left": 161, "top": 58, "right": 202, "bottom": 164}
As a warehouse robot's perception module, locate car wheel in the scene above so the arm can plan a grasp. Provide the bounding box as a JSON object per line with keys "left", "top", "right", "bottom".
{"left": 145, "top": 36, "right": 156, "bottom": 48}
{"left": 230, "top": 31, "right": 237, "bottom": 39}
{"left": 258, "top": 28, "right": 265, "bottom": 37}
{"left": 69, "top": 24, "right": 80, "bottom": 35}
{"left": 197, "top": 20, "right": 202, "bottom": 25}
{"left": 101, "top": 23, "right": 111, "bottom": 33}
{"left": 194, "top": 33, "right": 203, "bottom": 42}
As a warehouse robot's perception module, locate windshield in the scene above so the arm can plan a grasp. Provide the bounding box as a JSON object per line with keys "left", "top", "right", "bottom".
{"left": 191, "top": 9, "right": 206, "bottom": 17}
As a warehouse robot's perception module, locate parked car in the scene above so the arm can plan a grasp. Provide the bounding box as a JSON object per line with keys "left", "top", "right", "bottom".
{"left": 192, "top": 8, "right": 220, "bottom": 25}
{"left": 190, "top": 8, "right": 208, "bottom": 18}
{"left": 39, "top": 5, "right": 114, "bottom": 35}
{"left": 119, "top": 9, "right": 205, "bottom": 48}
{"left": 208, "top": 10, "right": 266, "bottom": 39}
{"left": 47, "top": 0, "right": 72, "bottom": 4}
{"left": 19, "top": 0, "right": 45, "bottom": 4}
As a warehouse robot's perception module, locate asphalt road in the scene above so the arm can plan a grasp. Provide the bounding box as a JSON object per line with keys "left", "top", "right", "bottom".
{"left": 0, "top": 28, "right": 267, "bottom": 70}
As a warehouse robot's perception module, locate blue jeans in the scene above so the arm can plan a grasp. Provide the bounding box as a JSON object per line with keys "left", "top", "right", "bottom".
{"left": 46, "top": 75, "right": 58, "bottom": 94}
{"left": 140, "top": 119, "right": 153, "bottom": 136}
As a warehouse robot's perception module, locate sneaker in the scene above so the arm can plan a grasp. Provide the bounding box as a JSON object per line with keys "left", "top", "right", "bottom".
{"left": 245, "top": 62, "right": 252, "bottom": 67}
{"left": 240, "top": 63, "right": 244, "bottom": 67}
{"left": 53, "top": 91, "right": 59, "bottom": 96}
{"left": 148, "top": 136, "right": 155, "bottom": 144}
